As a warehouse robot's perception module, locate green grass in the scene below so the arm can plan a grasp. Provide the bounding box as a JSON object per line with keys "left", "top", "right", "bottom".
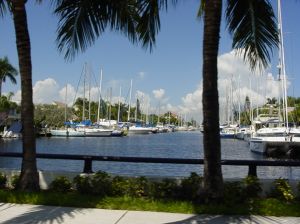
{"left": 0, "top": 190, "right": 300, "bottom": 216}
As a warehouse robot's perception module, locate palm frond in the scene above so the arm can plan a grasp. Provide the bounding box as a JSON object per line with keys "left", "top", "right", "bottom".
{"left": 156, "top": 0, "right": 178, "bottom": 11}
{"left": 0, "top": 0, "right": 7, "bottom": 17}
{"left": 54, "top": 0, "right": 138, "bottom": 60}
{"left": 0, "top": 56, "right": 18, "bottom": 84}
{"left": 226, "top": 0, "right": 278, "bottom": 71}
{"left": 106, "top": 0, "right": 138, "bottom": 43}
{"left": 135, "top": 0, "right": 177, "bottom": 51}
{"left": 136, "top": 0, "right": 160, "bottom": 51}
{"left": 197, "top": 0, "right": 205, "bottom": 18}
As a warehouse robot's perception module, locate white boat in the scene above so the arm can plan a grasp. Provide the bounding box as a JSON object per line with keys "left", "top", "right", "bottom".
{"left": 1, "top": 122, "right": 22, "bottom": 138}
{"left": 1, "top": 130, "right": 22, "bottom": 138}
{"left": 249, "top": 127, "right": 300, "bottom": 155}
{"left": 220, "top": 126, "right": 236, "bottom": 138}
{"left": 176, "top": 126, "right": 188, "bottom": 131}
{"left": 249, "top": 115, "right": 290, "bottom": 154}
{"left": 76, "top": 126, "right": 113, "bottom": 137}
{"left": 128, "top": 125, "right": 152, "bottom": 135}
{"left": 156, "top": 123, "right": 169, "bottom": 133}
{"left": 235, "top": 127, "right": 251, "bottom": 140}
{"left": 51, "top": 125, "right": 113, "bottom": 137}
{"left": 50, "top": 128, "right": 85, "bottom": 137}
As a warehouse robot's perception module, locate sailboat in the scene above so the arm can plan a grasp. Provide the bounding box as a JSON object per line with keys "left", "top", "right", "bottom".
{"left": 249, "top": 0, "right": 300, "bottom": 157}
{"left": 126, "top": 80, "right": 152, "bottom": 135}
{"left": 51, "top": 66, "right": 113, "bottom": 137}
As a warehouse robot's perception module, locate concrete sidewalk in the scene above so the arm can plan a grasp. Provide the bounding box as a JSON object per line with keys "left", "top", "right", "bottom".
{"left": 0, "top": 203, "right": 300, "bottom": 224}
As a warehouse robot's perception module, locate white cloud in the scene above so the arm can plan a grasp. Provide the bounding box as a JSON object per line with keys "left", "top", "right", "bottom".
{"left": 58, "top": 84, "right": 76, "bottom": 106}
{"left": 175, "top": 50, "right": 283, "bottom": 122}
{"left": 138, "top": 72, "right": 145, "bottom": 79}
{"left": 217, "top": 50, "right": 280, "bottom": 108}
{"left": 152, "top": 89, "right": 165, "bottom": 100}
{"left": 11, "top": 78, "right": 61, "bottom": 104}
{"left": 130, "top": 90, "right": 151, "bottom": 113}
{"left": 11, "top": 90, "right": 21, "bottom": 103}
{"left": 33, "top": 78, "right": 60, "bottom": 104}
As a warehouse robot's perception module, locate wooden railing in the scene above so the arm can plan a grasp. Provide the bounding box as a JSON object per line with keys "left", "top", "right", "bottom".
{"left": 0, "top": 152, "right": 300, "bottom": 176}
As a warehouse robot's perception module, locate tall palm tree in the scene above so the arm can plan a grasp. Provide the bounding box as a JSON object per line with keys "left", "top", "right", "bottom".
{"left": 0, "top": 56, "right": 18, "bottom": 97}
{"left": 201, "top": 0, "right": 223, "bottom": 202}
{"left": 0, "top": 0, "right": 40, "bottom": 191}
{"left": 201, "top": 0, "right": 278, "bottom": 201}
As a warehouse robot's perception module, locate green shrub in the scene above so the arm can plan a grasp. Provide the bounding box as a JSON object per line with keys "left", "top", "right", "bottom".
{"left": 243, "top": 176, "right": 262, "bottom": 198}
{"left": 223, "top": 181, "right": 245, "bottom": 203}
{"left": 73, "top": 175, "right": 93, "bottom": 194}
{"left": 111, "top": 176, "right": 130, "bottom": 196}
{"left": 0, "top": 172, "right": 7, "bottom": 189}
{"left": 152, "top": 178, "right": 180, "bottom": 199}
{"left": 49, "top": 176, "right": 72, "bottom": 193}
{"left": 128, "top": 177, "right": 151, "bottom": 198}
{"left": 90, "top": 171, "right": 112, "bottom": 196}
{"left": 270, "top": 178, "right": 294, "bottom": 202}
{"left": 297, "top": 182, "right": 300, "bottom": 199}
{"left": 11, "top": 174, "right": 20, "bottom": 189}
{"left": 180, "top": 172, "right": 203, "bottom": 200}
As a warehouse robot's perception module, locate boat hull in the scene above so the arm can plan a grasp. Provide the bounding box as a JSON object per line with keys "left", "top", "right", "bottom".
{"left": 249, "top": 136, "right": 300, "bottom": 156}
{"left": 81, "top": 130, "right": 112, "bottom": 137}
{"left": 128, "top": 127, "right": 152, "bottom": 135}
{"left": 50, "top": 129, "right": 85, "bottom": 137}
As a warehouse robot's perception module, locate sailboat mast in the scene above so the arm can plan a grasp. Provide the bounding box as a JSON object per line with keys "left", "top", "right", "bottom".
{"left": 88, "top": 65, "right": 91, "bottom": 121}
{"left": 117, "top": 86, "right": 122, "bottom": 123}
{"left": 109, "top": 87, "right": 112, "bottom": 123}
{"left": 278, "top": 0, "right": 289, "bottom": 128}
{"left": 64, "top": 84, "right": 67, "bottom": 122}
{"left": 158, "top": 101, "right": 161, "bottom": 123}
{"left": 230, "top": 74, "right": 233, "bottom": 125}
{"left": 135, "top": 97, "right": 138, "bottom": 122}
{"left": 249, "top": 76, "right": 253, "bottom": 123}
{"left": 97, "top": 69, "right": 103, "bottom": 123}
{"left": 127, "top": 79, "right": 132, "bottom": 121}
{"left": 238, "top": 74, "right": 241, "bottom": 125}
{"left": 82, "top": 63, "right": 86, "bottom": 121}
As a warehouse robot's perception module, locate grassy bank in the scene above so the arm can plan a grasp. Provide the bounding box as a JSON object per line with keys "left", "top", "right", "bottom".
{"left": 1, "top": 190, "right": 300, "bottom": 216}
{"left": 1, "top": 172, "right": 300, "bottom": 216}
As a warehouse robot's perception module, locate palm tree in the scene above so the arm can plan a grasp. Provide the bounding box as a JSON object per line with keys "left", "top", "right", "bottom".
{"left": 0, "top": 0, "right": 40, "bottom": 191}
{"left": 0, "top": 56, "right": 18, "bottom": 97}
{"left": 200, "top": 0, "right": 278, "bottom": 201}
{"left": 201, "top": 0, "right": 223, "bottom": 202}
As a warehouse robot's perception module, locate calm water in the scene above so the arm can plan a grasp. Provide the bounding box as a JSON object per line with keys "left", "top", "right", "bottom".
{"left": 0, "top": 132, "right": 299, "bottom": 179}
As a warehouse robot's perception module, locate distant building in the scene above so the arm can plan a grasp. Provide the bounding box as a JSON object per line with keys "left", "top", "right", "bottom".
{"left": 0, "top": 108, "right": 20, "bottom": 127}
{"left": 52, "top": 101, "right": 66, "bottom": 108}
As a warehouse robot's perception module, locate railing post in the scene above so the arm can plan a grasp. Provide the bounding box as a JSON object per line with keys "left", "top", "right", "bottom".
{"left": 248, "top": 164, "right": 257, "bottom": 177}
{"left": 83, "top": 157, "right": 93, "bottom": 173}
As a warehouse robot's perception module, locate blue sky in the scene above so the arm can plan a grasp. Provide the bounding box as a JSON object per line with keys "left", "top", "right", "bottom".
{"left": 0, "top": 1, "right": 299, "bottom": 121}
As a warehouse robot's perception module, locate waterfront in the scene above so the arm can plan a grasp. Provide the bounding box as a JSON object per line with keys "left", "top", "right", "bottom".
{"left": 0, "top": 132, "right": 299, "bottom": 179}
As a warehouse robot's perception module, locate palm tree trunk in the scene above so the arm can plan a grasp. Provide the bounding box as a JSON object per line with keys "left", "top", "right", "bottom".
{"left": 202, "top": 0, "right": 223, "bottom": 201}
{"left": 0, "top": 79, "right": 2, "bottom": 97}
{"left": 11, "top": 0, "right": 39, "bottom": 191}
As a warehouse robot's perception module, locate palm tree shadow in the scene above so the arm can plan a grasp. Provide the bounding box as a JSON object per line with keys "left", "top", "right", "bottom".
{"left": 166, "top": 215, "right": 251, "bottom": 224}
{"left": 0, "top": 204, "right": 83, "bottom": 224}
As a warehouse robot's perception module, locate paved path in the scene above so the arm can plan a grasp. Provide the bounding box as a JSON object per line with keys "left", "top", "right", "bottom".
{"left": 0, "top": 203, "right": 300, "bottom": 224}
